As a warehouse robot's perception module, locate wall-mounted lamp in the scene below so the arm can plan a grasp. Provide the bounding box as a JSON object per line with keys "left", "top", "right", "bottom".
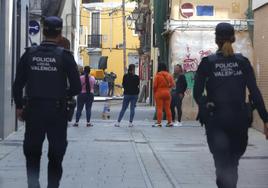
{"left": 126, "top": 7, "right": 145, "bottom": 31}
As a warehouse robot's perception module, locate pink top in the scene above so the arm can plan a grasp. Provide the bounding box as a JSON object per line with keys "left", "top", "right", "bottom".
{"left": 80, "top": 75, "right": 95, "bottom": 94}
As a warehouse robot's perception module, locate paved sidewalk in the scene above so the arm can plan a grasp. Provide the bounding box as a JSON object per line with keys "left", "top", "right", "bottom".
{"left": 0, "top": 120, "right": 268, "bottom": 188}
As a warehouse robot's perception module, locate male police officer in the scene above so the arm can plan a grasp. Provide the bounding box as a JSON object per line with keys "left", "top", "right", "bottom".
{"left": 13, "top": 16, "right": 81, "bottom": 188}
{"left": 194, "top": 22, "right": 268, "bottom": 188}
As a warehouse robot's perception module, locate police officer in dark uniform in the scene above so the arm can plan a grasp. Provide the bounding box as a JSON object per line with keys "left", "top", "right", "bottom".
{"left": 13, "top": 16, "right": 81, "bottom": 188}
{"left": 194, "top": 22, "right": 268, "bottom": 188}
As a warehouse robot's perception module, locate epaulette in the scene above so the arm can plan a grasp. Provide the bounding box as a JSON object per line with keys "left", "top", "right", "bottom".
{"left": 207, "top": 54, "right": 218, "bottom": 62}
{"left": 23, "top": 46, "right": 40, "bottom": 55}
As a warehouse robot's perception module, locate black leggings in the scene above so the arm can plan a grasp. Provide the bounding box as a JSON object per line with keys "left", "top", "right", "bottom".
{"left": 170, "top": 94, "right": 183, "bottom": 122}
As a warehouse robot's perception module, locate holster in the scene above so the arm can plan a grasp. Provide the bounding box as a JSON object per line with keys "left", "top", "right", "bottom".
{"left": 21, "top": 96, "right": 29, "bottom": 121}
{"left": 66, "top": 97, "right": 76, "bottom": 122}
{"left": 245, "top": 96, "right": 256, "bottom": 127}
{"left": 196, "top": 96, "right": 214, "bottom": 126}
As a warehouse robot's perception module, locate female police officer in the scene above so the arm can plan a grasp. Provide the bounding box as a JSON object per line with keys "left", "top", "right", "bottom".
{"left": 194, "top": 22, "right": 268, "bottom": 188}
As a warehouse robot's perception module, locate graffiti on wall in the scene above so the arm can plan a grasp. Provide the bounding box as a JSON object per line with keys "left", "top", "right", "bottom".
{"left": 181, "top": 46, "right": 212, "bottom": 89}
{"left": 182, "top": 46, "right": 212, "bottom": 73}
{"left": 182, "top": 46, "right": 198, "bottom": 72}
{"left": 170, "top": 30, "right": 217, "bottom": 90}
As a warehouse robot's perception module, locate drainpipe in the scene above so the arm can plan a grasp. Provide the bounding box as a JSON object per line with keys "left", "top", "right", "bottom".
{"left": 109, "top": 12, "right": 113, "bottom": 52}
{"left": 246, "top": 0, "right": 254, "bottom": 44}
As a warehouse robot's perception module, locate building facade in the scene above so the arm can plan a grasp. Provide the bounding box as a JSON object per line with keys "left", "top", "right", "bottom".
{"left": 253, "top": 1, "right": 268, "bottom": 130}
{"left": 0, "top": 0, "right": 30, "bottom": 139}
{"left": 0, "top": 0, "right": 80, "bottom": 139}
{"left": 29, "top": 0, "right": 79, "bottom": 56}
{"left": 80, "top": 0, "right": 140, "bottom": 95}
{"left": 157, "top": 0, "right": 252, "bottom": 120}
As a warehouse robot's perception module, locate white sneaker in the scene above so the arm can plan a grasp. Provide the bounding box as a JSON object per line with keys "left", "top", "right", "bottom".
{"left": 166, "top": 122, "right": 174, "bottom": 127}
{"left": 152, "top": 123, "right": 162, "bottom": 127}
{"left": 177, "top": 122, "right": 183, "bottom": 127}
{"left": 128, "top": 122, "right": 134, "bottom": 127}
{"left": 173, "top": 121, "right": 183, "bottom": 127}
{"left": 173, "top": 121, "right": 178, "bottom": 127}
{"left": 114, "top": 122, "right": 120, "bottom": 127}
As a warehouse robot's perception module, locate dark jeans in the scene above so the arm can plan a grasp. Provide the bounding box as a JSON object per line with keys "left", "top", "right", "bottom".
{"left": 170, "top": 94, "right": 183, "bottom": 122}
{"left": 108, "top": 82, "right": 114, "bottom": 96}
{"left": 206, "top": 108, "right": 248, "bottom": 188}
{"left": 24, "top": 99, "right": 68, "bottom": 188}
{"left": 118, "top": 95, "right": 138, "bottom": 122}
{"left": 75, "top": 93, "right": 94, "bottom": 123}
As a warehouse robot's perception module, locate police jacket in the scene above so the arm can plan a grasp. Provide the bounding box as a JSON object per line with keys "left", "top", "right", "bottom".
{"left": 193, "top": 52, "right": 268, "bottom": 123}
{"left": 13, "top": 41, "right": 81, "bottom": 109}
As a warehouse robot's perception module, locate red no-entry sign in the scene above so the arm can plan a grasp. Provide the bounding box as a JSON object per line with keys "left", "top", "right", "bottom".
{"left": 181, "top": 3, "right": 194, "bottom": 18}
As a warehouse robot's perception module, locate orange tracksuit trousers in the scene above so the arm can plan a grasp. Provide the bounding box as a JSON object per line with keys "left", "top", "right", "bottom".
{"left": 153, "top": 71, "right": 175, "bottom": 124}
{"left": 155, "top": 89, "right": 172, "bottom": 124}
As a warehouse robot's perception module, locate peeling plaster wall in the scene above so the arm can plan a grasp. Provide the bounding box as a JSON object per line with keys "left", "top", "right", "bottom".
{"left": 169, "top": 30, "right": 253, "bottom": 121}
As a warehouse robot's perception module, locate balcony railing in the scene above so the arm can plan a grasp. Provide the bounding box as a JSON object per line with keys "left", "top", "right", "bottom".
{"left": 82, "top": 0, "right": 103, "bottom": 3}
{"left": 88, "top": 35, "right": 102, "bottom": 48}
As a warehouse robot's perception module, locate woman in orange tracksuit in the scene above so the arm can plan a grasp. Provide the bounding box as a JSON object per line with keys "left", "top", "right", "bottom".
{"left": 153, "top": 63, "right": 175, "bottom": 127}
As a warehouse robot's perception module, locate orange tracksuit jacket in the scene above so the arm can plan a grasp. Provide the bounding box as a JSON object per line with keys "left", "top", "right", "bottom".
{"left": 153, "top": 71, "right": 175, "bottom": 124}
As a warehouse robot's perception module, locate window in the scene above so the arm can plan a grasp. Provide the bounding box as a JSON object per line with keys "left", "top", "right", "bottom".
{"left": 89, "top": 52, "right": 101, "bottom": 69}
{"left": 89, "top": 12, "right": 101, "bottom": 48}
{"left": 196, "top": 5, "right": 214, "bottom": 16}
{"left": 91, "top": 12, "right": 100, "bottom": 35}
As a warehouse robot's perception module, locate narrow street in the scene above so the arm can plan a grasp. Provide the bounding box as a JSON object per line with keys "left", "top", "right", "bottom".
{"left": 0, "top": 102, "right": 267, "bottom": 188}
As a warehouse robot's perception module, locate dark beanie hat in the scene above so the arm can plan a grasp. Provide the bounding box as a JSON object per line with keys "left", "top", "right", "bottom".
{"left": 215, "top": 22, "right": 235, "bottom": 41}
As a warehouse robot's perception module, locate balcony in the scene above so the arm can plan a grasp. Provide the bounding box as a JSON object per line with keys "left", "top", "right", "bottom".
{"left": 82, "top": 0, "right": 103, "bottom": 3}
{"left": 88, "top": 35, "right": 102, "bottom": 48}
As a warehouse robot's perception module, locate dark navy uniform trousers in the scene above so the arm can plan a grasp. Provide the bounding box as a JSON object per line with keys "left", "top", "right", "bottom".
{"left": 24, "top": 99, "right": 68, "bottom": 188}
{"left": 205, "top": 105, "right": 248, "bottom": 188}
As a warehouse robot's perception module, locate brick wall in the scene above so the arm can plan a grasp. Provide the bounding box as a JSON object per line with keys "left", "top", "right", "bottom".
{"left": 253, "top": 4, "right": 268, "bottom": 130}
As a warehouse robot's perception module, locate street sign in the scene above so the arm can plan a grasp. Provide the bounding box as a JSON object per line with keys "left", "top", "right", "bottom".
{"left": 29, "top": 20, "right": 40, "bottom": 36}
{"left": 180, "top": 3, "right": 194, "bottom": 18}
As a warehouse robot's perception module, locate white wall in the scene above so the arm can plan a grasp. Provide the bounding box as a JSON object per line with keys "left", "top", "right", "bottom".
{"left": 0, "top": 0, "right": 29, "bottom": 139}
{"left": 168, "top": 30, "right": 253, "bottom": 120}
{"left": 253, "top": 0, "right": 268, "bottom": 10}
{"left": 0, "top": 0, "right": 15, "bottom": 139}
{"left": 61, "top": 0, "right": 73, "bottom": 44}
